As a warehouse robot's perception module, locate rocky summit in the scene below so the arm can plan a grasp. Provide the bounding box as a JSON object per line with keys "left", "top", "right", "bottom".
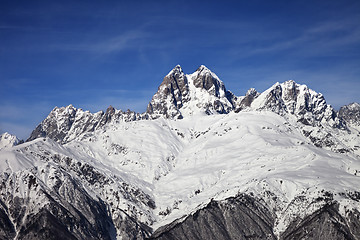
{"left": 1, "top": 65, "right": 359, "bottom": 240}
{"left": 146, "top": 65, "right": 234, "bottom": 119}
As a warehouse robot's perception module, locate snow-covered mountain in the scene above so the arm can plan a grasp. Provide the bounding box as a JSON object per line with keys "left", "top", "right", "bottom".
{"left": 250, "top": 80, "right": 343, "bottom": 128}
{"left": 339, "top": 102, "right": 360, "bottom": 128}
{"left": 249, "top": 80, "right": 352, "bottom": 154}
{"left": 146, "top": 65, "right": 235, "bottom": 119}
{"left": 1, "top": 65, "right": 359, "bottom": 240}
{"left": 0, "top": 132, "right": 20, "bottom": 150}
{"left": 27, "top": 105, "right": 144, "bottom": 144}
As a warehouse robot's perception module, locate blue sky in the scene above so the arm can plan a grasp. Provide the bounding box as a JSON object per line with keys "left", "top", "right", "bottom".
{"left": 1, "top": 0, "right": 359, "bottom": 139}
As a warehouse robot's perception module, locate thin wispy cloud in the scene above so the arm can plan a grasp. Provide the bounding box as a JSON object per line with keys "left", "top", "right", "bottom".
{"left": 210, "top": 12, "right": 360, "bottom": 62}
{"left": 97, "top": 31, "right": 147, "bottom": 53}
{"left": 53, "top": 29, "right": 148, "bottom": 54}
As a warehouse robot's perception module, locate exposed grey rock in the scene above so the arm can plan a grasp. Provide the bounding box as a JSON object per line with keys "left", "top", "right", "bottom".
{"left": 27, "top": 105, "right": 144, "bottom": 144}
{"left": 192, "top": 65, "right": 226, "bottom": 97}
{"left": 249, "top": 80, "right": 350, "bottom": 152}
{"left": 251, "top": 80, "right": 344, "bottom": 128}
{"left": 150, "top": 196, "right": 360, "bottom": 240}
{"left": 28, "top": 105, "right": 78, "bottom": 143}
{"left": 2, "top": 175, "right": 116, "bottom": 240}
{"left": 339, "top": 102, "right": 360, "bottom": 127}
{"left": 235, "top": 88, "right": 259, "bottom": 112}
{"left": 147, "top": 65, "right": 235, "bottom": 119}
{"left": 191, "top": 65, "right": 235, "bottom": 114}
{"left": 0, "top": 141, "right": 154, "bottom": 240}
{"left": 146, "top": 65, "right": 189, "bottom": 119}
{"left": 281, "top": 204, "right": 359, "bottom": 240}
{"left": 0, "top": 176, "right": 151, "bottom": 240}
{"left": 0, "top": 199, "right": 15, "bottom": 239}
{"left": 150, "top": 194, "right": 276, "bottom": 240}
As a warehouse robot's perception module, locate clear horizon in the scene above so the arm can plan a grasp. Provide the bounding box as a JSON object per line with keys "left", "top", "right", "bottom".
{"left": 1, "top": 0, "right": 359, "bottom": 139}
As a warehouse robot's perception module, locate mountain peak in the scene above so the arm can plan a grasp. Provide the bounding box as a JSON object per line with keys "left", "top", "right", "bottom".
{"left": 282, "top": 79, "right": 296, "bottom": 88}
{"left": 146, "top": 65, "right": 188, "bottom": 119}
{"left": 347, "top": 102, "right": 360, "bottom": 110}
{"left": 196, "top": 64, "right": 210, "bottom": 72}
{"left": 106, "top": 105, "right": 115, "bottom": 113}
{"left": 339, "top": 102, "right": 360, "bottom": 127}
{"left": 250, "top": 80, "right": 343, "bottom": 128}
{"left": 0, "top": 132, "right": 20, "bottom": 150}
{"left": 194, "top": 65, "right": 220, "bottom": 80}
{"left": 167, "top": 64, "right": 184, "bottom": 76}
{"left": 191, "top": 65, "right": 224, "bottom": 94}
{"left": 146, "top": 65, "right": 234, "bottom": 118}
{"left": 246, "top": 88, "right": 258, "bottom": 97}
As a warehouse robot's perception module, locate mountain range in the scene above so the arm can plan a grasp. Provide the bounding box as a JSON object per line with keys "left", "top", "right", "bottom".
{"left": 0, "top": 65, "right": 359, "bottom": 240}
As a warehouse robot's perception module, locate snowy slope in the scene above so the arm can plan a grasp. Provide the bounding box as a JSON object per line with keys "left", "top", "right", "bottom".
{"left": 0, "top": 138, "right": 154, "bottom": 239}
{"left": 2, "top": 110, "right": 359, "bottom": 239}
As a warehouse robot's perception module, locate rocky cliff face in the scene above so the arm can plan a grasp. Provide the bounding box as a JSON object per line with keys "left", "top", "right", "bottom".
{"left": 147, "top": 65, "right": 235, "bottom": 119}
{"left": 250, "top": 80, "right": 343, "bottom": 128}
{"left": 0, "top": 138, "right": 154, "bottom": 240}
{"left": 339, "top": 102, "right": 360, "bottom": 127}
{"left": 27, "top": 105, "right": 144, "bottom": 144}
{"left": 146, "top": 65, "right": 189, "bottom": 119}
{"left": 150, "top": 195, "right": 360, "bottom": 240}
{"left": 234, "top": 88, "right": 260, "bottom": 112}
{"left": 150, "top": 194, "right": 276, "bottom": 240}
{"left": 280, "top": 203, "right": 360, "bottom": 240}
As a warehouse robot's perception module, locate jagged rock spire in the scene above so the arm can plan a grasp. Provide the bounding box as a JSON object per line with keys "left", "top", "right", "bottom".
{"left": 146, "top": 65, "right": 235, "bottom": 119}
{"left": 146, "top": 65, "right": 189, "bottom": 119}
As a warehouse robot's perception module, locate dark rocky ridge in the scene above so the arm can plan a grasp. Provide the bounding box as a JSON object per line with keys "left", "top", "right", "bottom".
{"left": 150, "top": 194, "right": 276, "bottom": 240}
{"left": 0, "top": 199, "right": 15, "bottom": 239}
{"left": 252, "top": 80, "right": 344, "bottom": 129}
{"left": 0, "top": 143, "right": 153, "bottom": 240}
{"left": 146, "top": 65, "right": 189, "bottom": 119}
{"left": 149, "top": 195, "right": 360, "bottom": 240}
{"left": 235, "top": 88, "right": 259, "bottom": 112}
{"left": 0, "top": 173, "right": 117, "bottom": 240}
{"left": 192, "top": 65, "right": 233, "bottom": 101}
{"left": 281, "top": 204, "right": 360, "bottom": 240}
{"left": 27, "top": 105, "right": 144, "bottom": 144}
{"left": 147, "top": 65, "right": 235, "bottom": 119}
{"left": 339, "top": 102, "right": 360, "bottom": 127}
